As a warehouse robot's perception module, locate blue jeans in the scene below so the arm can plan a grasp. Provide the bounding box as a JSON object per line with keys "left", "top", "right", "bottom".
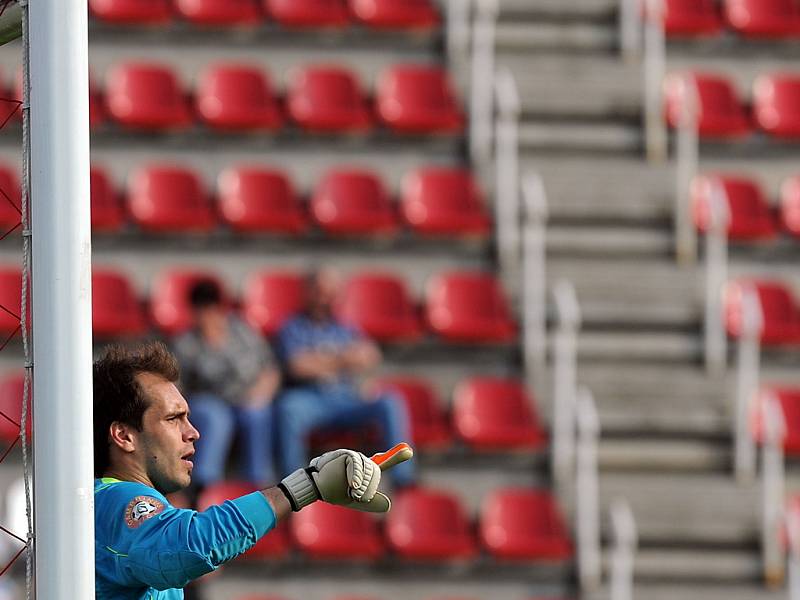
{"left": 188, "top": 393, "right": 275, "bottom": 488}
{"left": 275, "top": 386, "right": 416, "bottom": 487}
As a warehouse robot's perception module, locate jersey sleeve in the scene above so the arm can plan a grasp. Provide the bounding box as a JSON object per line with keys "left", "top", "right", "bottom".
{"left": 97, "top": 483, "right": 276, "bottom": 591}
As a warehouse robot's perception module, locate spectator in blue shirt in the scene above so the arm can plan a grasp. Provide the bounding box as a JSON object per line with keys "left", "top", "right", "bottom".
{"left": 275, "top": 268, "right": 415, "bottom": 488}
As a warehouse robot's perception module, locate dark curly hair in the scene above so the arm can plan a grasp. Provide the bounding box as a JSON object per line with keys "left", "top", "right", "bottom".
{"left": 93, "top": 342, "right": 180, "bottom": 476}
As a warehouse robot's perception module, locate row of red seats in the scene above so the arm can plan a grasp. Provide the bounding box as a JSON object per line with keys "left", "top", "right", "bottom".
{"left": 197, "top": 484, "right": 572, "bottom": 562}
{"left": 664, "top": 71, "right": 800, "bottom": 139}
{"left": 91, "top": 0, "right": 439, "bottom": 29}
{"left": 0, "top": 267, "right": 517, "bottom": 343}
{"left": 0, "top": 372, "right": 545, "bottom": 453}
{"left": 724, "top": 279, "right": 800, "bottom": 345}
{"left": 692, "top": 173, "right": 800, "bottom": 239}
{"left": 40, "top": 62, "right": 461, "bottom": 134}
{"left": 83, "top": 164, "right": 488, "bottom": 236}
{"left": 657, "top": 0, "right": 800, "bottom": 38}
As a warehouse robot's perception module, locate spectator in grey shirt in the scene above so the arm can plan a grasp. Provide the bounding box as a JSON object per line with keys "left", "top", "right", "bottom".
{"left": 173, "top": 279, "right": 280, "bottom": 491}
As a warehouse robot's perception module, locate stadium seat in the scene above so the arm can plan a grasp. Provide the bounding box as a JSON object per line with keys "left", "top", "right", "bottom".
{"left": 424, "top": 272, "right": 516, "bottom": 343}
{"left": 724, "top": 279, "right": 800, "bottom": 345}
{"left": 89, "top": 0, "right": 172, "bottom": 24}
{"left": 780, "top": 175, "right": 800, "bottom": 237}
{"left": 310, "top": 169, "right": 397, "bottom": 235}
{"left": 286, "top": 66, "right": 371, "bottom": 132}
{"left": 92, "top": 269, "right": 146, "bottom": 338}
{"left": 195, "top": 64, "right": 282, "bottom": 131}
{"left": 264, "top": 0, "right": 349, "bottom": 27}
{"left": 335, "top": 272, "right": 421, "bottom": 342}
{"left": 90, "top": 79, "right": 105, "bottom": 128}
{"left": 659, "top": 0, "right": 722, "bottom": 36}
{"left": 690, "top": 174, "right": 778, "bottom": 240}
{"left": 105, "top": 63, "right": 191, "bottom": 130}
{"left": 452, "top": 377, "right": 546, "bottom": 450}
{"left": 751, "top": 387, "right": 800, "bottom": 454}
{"left": 385, "top": 487, "right": 477, "bottom": 560}
{"left": 289, "top": 502, "right": 384, "bottom": 559}
{"left": 127, "top": 165, "right": 216, "bottom": 233}
{"left": 241, "top": 270, "right": 305, "bottom": 336}
{"left": 376, "top": 66, "right": 463, "bottom": 134}
{"left": 150, "top": 269, "right": 228, "bottom": 335}
{"left": 0, "top": 164, "right": 21, "bottom": 235}
{"left": 0, "top": 372, "right": 27, "bottom": 444}
{"left": 349, "top": 0, "right": 439, "bottom": 29}
{"left": 217, "top": 166, "right": 306, "bottom": 234}
{"left": 753, "top": 74, "right": 800, "bottom": 138}
{"left": 90, "top": 167, "right": 125, "bottom": 232}
{"left": 723, "top": 0, "right": 800, "bottom": 38}
{"left": 173, "top": 0, "right": 263, "bottom": 25}
{"left": 400, "top": 167, "right": 490, "bottom": 236}
{"left": 370, "top": 377, "right": 451, "bottom": 449}
{"left": 664, "top": 72, "right": 751, "bottom": 138}
{"left": 0, "top": 267, "right": 21, "bottom": 337}
{"left": 197, "top": 481, "right": 290, "bottom": 558}
{"left": 480, "top": 488, "right": 572, "bottom": 560}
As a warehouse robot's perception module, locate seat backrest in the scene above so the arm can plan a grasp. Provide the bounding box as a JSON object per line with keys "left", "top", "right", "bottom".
{"left": 389, "top": 487, "right": 470, "bottom": 535}
{"left": 337, "top": 272, "right": 414, "bottom": 321}
{"left": 754, "top": 74, "right": 800, "bottom": 126}
{"left": 0, "top": 371, "right": 26, "bottom": 443}
{"left": 379, "top": 65, "right": 456, "bottom": 111}
{"left": 291, "top": 66, "right": 363, "bottom": 109}
{"left": 105, "top": 62, "right": 187, "bottom": 126}
{"left": 89, "top": 0, "right": 172, "bottom": 23}
{"left": 91, "top": 166, "right": 123, "bottom": 231}
{"left": 781, "top": 175, "right": 800, "bottom": 235}
{"left": 314, "top": 170, "right": 390, "bottom": 216}
{"left": 197, "top": 64, "right": 275, "bottom": 114}
{"left": 173, "top": 0, "right": 262, "bottom": 25}
{"left": 127, "top": 165, "right": 213, "bottom": 231}
{"left": 453, "top": 377, "right": 539, "bottom": 430}
{"left": 428, "top": 272, "right": 511, "bottom": 321}
{"left": 0, "top": 164, "right": 21, "bottom": 231}
{"left": 0, "top": 267, "right": 22, "bottom": 335}
{"left": 401, "top": 167, "right": 484, "bottom": 215}
{"left": 481, "top": 488, "right": 568, "bottom": 538}
{"left": 690, "top": 174, "right": 774, "bottom": 236}
{"left": 242, "top": 270, "right": 305, "bottom": 336}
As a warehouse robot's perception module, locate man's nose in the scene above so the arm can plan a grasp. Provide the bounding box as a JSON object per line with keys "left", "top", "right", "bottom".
{"left": 186, "top": 419, "right": 200, "bottom": 442}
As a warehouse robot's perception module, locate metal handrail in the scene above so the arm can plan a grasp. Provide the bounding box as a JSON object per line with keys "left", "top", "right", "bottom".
{"left": 469, "top": 0, "right": 498, "bottom": 166}
{"left": 704, "top": 178, "right": 731, "bottom": 373}
{"left": 576, "top": 386, "right": 602, "bottom": 592}
{"left": 610, "top": 498, "right": 638, "bottom": 600}
{"left": 643, "top": 0, "right": 667, "bottom": 163}
{"left": 522, "top": 172, "right": 548, "bottom": 394}
{"left": 762, "top": 390, "right": 786, "bottom": 585}
{"left": 674, "top": 73, "right": 700, "bottom": 264}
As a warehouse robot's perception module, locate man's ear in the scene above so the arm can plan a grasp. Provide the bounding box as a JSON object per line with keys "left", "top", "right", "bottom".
{"left": 108, "top": 421, "right": 138, "bottom": 454}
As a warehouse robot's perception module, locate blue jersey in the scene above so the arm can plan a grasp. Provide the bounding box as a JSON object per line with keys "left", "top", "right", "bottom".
{"left": 94, "top": 478, "right": 276, "bottom": 599}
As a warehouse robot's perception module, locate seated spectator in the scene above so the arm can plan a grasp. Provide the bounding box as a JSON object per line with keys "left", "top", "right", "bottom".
{"left": 173, "top": 279, "right": 280, "bottom": 491}
{"left": 275, "top": 268, "right": 416, "bottom": 487}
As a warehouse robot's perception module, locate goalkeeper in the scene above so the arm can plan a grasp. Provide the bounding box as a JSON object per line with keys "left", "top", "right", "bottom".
{"left": 93, "top": 342, "right": 412, "bottom": 600}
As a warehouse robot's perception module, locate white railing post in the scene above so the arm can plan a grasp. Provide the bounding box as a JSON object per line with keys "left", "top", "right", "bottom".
{"left": 446, "top": 0, "right": 472, "bottom": 89}
{"left": 552, "top": 280, "right": 581, "bottom": 488}
{"left": 576, "top": 386, "right": 602, "bottom": 592}
{"left": 788, "top": 507, "right": 800, "bottom": 600}
{"left": 674, "top": 74, "right": 700, "bottom": 264}
{"left": 704, "top": 179, "right": 730, "bottom": 373}
{"left": 643, "top": 0, "right": 667, "bottom": 163}
{"left": 610, "top": 498, "right": 638, "bottom": 600}
{"left": 469, "top": 0, "right": 498, "bottom": 166}
{"left": 735, "top": 286, "right": 763, "bottom": 483}
{"left": 522, "top": 173, "right": 549, "bottom": 394}
{"left": 762, "top": 391, "right": 786, "bottom": 585}
{"left": 619, "top": 0, "right": 642, "bottom": 61}
{"left": 494, "top": 67, "right": 522, "bottom": 288}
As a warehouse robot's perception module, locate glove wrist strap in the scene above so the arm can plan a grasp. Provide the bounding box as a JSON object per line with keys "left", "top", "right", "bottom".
{"left": 279, "top": 467, "right": 320, "bottom": 512}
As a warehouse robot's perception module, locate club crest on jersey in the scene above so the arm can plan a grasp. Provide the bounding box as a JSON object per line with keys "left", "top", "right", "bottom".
{"left": 125, "top": 496, "right": 165, "bottom": 529}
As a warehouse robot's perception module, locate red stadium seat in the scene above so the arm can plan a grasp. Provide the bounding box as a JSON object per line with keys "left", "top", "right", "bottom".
{"left": 660, "top": 0, "right": 722, "bottom": 36}
{"left": 0, "top": 164, "right": 21, "bottom": 236}
{"left": 0, "top": 267, "right": 21, "bottom": 337}
{"left": 385, "top": 487, "right": 476, "bottom": 560}
{"left": 91, "top": 167, "right": 124, "bottom": 232}
{"left": 335, "top": 273, "right": 421, "bottom": 342}
{"left": 127, "top": 165, "right": 215, "bottom": 233}
{"left": 371, "top": 377, "right": 451, "bottom": 449}
{"left": 197, "top": 481, "right": 290, "bottom": 558}
{"left": 92, "top": 269, "right": 146, "bottom": 338}
{"left": 724, "top": 279, "right": 800, "bottom": 345}
{"left": 664, "top": 72, "right": 750, "bottom": 138}
{"left": 290, "top": 502, "right": 384, "bottom": 559}
{"left": 400, "top": 167, "right": 490, "bottom": 236}
{"left": 242, "top": 270, "right": 305, "bottom": 336}
{"left": 724, "top": 0, "right": 800, "bottom": 38}
{"left": 264, "top": 0, "right": 349, "bottom": 27}
{"left": 376, "top": 66, "right": 463, "bottom": 134}
{"left": 452, "top": 377, "right": 546, "bottom": 450}
{"left": 195, "top": 64, "right": 282, "bottom": 131}
{"left": 425, "top": 272, "right": 516, "bottom": 343}
{"left": 311, "top": 169, "right": 397, "bottom": 235}
{"left": 0, "top": 372, "right": 29, "bottom": 444}
{"left": 89, "top": 0, "right": 172, "bottom": 24}
{"left": 217, "top": 166, "right": 306, "bottom": 234}
{"left": 105, "top": 63, "right": 191, "bottom": 130}
{"left": 287, "top": 66, "right": 371, "bottom": 132}
{"left": 150, "top": 269, "right": 228, "bottom": 335}
{"left": 751, "top": 388, "right": 800, "bottom": 454}
{"left": 690, "top": 174, "right": 778, "bottom": 240}
{"left": 174, "top": 0, "right": 263, "bottom": 25}
{"left": 780, "top": 175, "right": 800, "bottom": 237}
{"left": 349, "top": 0, "right": 439, "bottom": 29}
{"left": 480, "top": 488, "right": 572, "bottom": 560}
{"left": 754, "top": 74, "right": 800, "bottom": 139}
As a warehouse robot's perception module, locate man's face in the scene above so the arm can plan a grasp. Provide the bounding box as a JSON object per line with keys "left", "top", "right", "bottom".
{"left": 135, "top": 373, "right": 199, "bottom": 495}
{"left": 308, "top": 269, "right": 341, "bottom": 319}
